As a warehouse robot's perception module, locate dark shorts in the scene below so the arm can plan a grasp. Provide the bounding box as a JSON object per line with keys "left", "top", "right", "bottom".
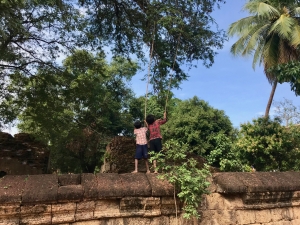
{"left": 149, "top": 138, "right": 162, "bottom": 153}
{"left": 135, "top": 144, "right": 148, "bottom": 160}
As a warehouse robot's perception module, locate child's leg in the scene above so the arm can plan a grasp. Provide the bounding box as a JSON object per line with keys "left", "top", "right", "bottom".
{"left": 132, "top": 145, "right": 142, "bottom": 173}
{"left": 152, "top": 138, "right": 162, "bottom": 174}
{"left": 153, "top": 160, "right": 158, "bottom": 173}
{"left": 134, "top": 159, "right": 138, "bottom": 172}
{"left": 145, "top": 159, "right": 150, "bottom": 173}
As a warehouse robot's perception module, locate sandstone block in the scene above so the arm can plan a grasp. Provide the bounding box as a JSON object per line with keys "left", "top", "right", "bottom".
{"left": 119, "top": 173, "right": 152, "bottom": 196}
{"left": 94, "top": 199, "right": 120, "bottom": 218}
{"left": 161, "top": 197, "right": 180, "bottom": 215}
{"left": 22, "top": 174, "right": 58, "bottom": 204}
{"left": 146, "top": 174, "right": 174, "bottom": 196}
{"left": 0, "top": 175, "right": 26, "bottom": 204}
{"left": 119, "top": 197, "right": 160, "bottom": 217}
{"left": 0, "top": 204, "right": 20, "bottom": 216}
{"left": 58, "top": 185, "right": 83, "bottom": 203}
{"left": 75, "top": 201, "right": 95, "bottom": 221}
{"left": 0, "top": 217, "right": 19, "bottom": 225}
{"left": 81, "top": 173, "right": 98, "bottom": 200}
{"left": 52, "top": 202, "right": 76, "bottom": 224}
{"left": 235, "top": 209, "right": 256, "bottom": 224}
{"left": 292, "top": 206, "right": 300, "bottom": 219}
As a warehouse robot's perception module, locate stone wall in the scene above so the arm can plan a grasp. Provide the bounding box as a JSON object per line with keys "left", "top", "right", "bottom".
{"left": 0, "top": 172, "right": 300, "bottom": 224}
{"left": 0, "top": 132, "right": 49, "bottom": 175}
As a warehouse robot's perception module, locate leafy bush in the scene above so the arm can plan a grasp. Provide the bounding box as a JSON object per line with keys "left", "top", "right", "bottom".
{"left": 236, "top": 117, "right": 300, "bottom": 171}
{"left": 150, "top": 139, "right": 211, "bottom": 219}
{"left": 206, "top": 133, "right": 249, "bottom": 172}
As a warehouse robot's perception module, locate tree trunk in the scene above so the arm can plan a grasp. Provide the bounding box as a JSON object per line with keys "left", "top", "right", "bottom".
{"left": 265, "top": 79, "right": 278, "bottom": 118}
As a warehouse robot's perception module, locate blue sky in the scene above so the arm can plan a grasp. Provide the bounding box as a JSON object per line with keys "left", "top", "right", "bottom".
{"left": 131, "top": 0, "right": 300, "bottom": 128}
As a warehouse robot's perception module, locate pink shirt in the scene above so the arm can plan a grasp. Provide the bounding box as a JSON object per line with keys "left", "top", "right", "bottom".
{"left": 148, "top": 118, "right": 167, "bottom": 140}
{"left": 134, "top": 127, "right": 148, "bottom": 145}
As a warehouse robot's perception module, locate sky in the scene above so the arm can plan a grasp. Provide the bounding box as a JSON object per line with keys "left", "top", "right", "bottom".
{"left": 131, "top": 0, "right": 300, "bottom": 128}
{"left": 3, "top": 0, "right": 300, "bottom": 134}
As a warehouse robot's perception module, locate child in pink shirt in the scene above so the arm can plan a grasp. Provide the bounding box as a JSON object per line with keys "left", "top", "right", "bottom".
{"left": 132, "top": 120, "right": 150, "bottom": 173}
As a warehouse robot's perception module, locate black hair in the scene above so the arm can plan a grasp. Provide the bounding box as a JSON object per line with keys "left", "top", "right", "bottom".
{"left": 134, "top": 120, "right": 142, "bottom": 129}
{"left": 146, "top": 114, "right": 155, "bottom": 125}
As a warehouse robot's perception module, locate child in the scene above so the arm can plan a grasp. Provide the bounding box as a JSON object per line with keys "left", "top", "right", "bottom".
{"left": 145, "top": 111, "right": 167, "bottom": 173}
{"left": 132, "top": 120, "right": 150, "bottom": 174}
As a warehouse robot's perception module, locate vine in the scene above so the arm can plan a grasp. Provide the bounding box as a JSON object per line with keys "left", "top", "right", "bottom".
{"left": 150, "top": 139, "right": 211, "bottom": 219}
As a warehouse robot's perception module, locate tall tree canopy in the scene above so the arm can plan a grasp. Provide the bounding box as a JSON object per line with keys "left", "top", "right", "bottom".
{"left": 80, "top": 0, "right": 226, "bottom": 91}
{"left": 6, "top": 50, "right": 138, "bottom": 172}
{"left": 161, "top": 96, "right": 234, "bottom": 156}
{"left": 0, "top": 0, "right": 227, "bottom": 129}
{"left": 0, "top": 0, "right": 83, "bottom": 76}
{"left": 228, "top": 0, "right": 300, "bottom": 117}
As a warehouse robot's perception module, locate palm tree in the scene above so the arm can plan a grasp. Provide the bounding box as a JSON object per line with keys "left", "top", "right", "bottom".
{"left": 228, "top": 0, "right": 300, "bottom": 117}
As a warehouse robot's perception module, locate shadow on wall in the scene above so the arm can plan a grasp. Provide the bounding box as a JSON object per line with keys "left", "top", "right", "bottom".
{"left": 0, "top": 171, "right": 6, "bottom": 178}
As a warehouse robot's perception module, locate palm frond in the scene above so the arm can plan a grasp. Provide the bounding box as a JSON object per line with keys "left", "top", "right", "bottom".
{"left": 291, "top": 23, "right": 300, "bottom": 47}
{"left": 252, "top": 37, "right": 265, "bottom": 69}
{"left": 244, "top": 1, "right": 280, "bottom": 18}
{"left": 228, "top": 16, "right": 262, "bottom": 37}
{"left": 263, "top": 33, "right": 280, "bottom": 71}
{"left": 269, "top": 14, "right": 295, "bottom": 40}
{"left": 244, "top": 23, "right": 270, "bottom": 56}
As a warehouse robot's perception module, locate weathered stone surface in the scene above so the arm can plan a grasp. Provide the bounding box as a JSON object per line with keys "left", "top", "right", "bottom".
{"left": 146, "top": 173, "right": 174, "bottom": 196}
{"left": 161, "top": 197, "right": 180, "bottom": 215}
{"left": 22, "top": 174, "right": 58, "bottom": 203}
{"left": 119, "top": 197, "right": 161, "bottom": 217}
{"left": 119, "top": 173, "right": 152, "bottom": 196}
{"left": 58, "top": 174, "right": 81, "bottom": 186}
{"left": 75, "top": 201, "right": 95, "bottom": 221}
{"left": 214, "top": 172, "right": 300, "bottom": 194}
{"left": 94, "top": 199, "right": 121, "bottom": 218}
{"left": 20, "top": 204, "right": 51, "bottom": 225}
{"left": 58, "top": 185, "right": 83, "bottom": 202}
{"left": 0, "top": 217, "right": 19, "bottom": 225}
{"left": 0, "top": 132, "right": 49, "bottom": 175}
{"left": 101, "top": 136, "right": 136, "bottom": 173}
{"left": 81, "top": 173, "right": 98, "bottom": 200}
{"left": 213, "top": 172, "right": 247, "bottom": 193}
{"left": 1, "top": 172, "right": 300, "bottom": 224}
{"left": 0, "top": 175, "right": 26, "bottom": 203}
{"left": 96, "top": 173, "right": 124, "bottom": 198}
{"left": 51, "top": 202, "right": 76, "bottom": 224}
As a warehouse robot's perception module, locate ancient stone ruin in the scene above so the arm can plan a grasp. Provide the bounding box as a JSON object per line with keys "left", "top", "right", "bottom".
{"left": 0, "top": 132, "right": 49, "bottom": 175}
{"left": 0, "top": 172, "right": 300, "bottom": 224}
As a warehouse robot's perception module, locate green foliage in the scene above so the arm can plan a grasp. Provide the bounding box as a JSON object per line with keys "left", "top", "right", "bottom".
{"left": 269, "top": 61, "right": 300, "bottom": 96}
{"left": 150, "top": 139, "right": 211, "bottom": 219}
{"left": 236, "top": 117, "right": 300, "bottom": 171}
{"left": 10, "top": 50, "right": 139, "bottom": 173}
{"left": 228, "top": 0, "right": 300, "bottom": 116}
{"left": 0, "top": 0, "right": 84, "bottom": 76}
{"left": 80, "top": 0, "right": 227, "bottom": 92}
{"left": 162, "top": 96, "right": 234, "bottom": 156}
{"left": 206, "top": 132, "right": 249, "bottom": 172}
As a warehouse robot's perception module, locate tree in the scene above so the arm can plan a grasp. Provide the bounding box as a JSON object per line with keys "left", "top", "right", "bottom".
{"left": 269, "top": 60, "right": 300, "bottom": 95}
{"left": 228, "top": 0, "right": 300, "bottom": 117}
{"left": 0, "top": 0, "right": 84, "bottom": 76}
{"left": 9, "top": 50, "right": 138, "bottom": 173}
{"left": 273, "top": 98, "right": 300, "bottom": 126}
{"left": 80, "top": 0, "right": 227, "bottom": 92}
{"left": 161, "top": 96, "right": 234, "bottom": 156}
{"left": 236, "top": 117, "right": 300, "bottom": 171}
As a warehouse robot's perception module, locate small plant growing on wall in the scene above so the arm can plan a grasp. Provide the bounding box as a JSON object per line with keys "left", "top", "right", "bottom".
{"left": 150, "top": 139, "right": 211, "bottom": 219}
